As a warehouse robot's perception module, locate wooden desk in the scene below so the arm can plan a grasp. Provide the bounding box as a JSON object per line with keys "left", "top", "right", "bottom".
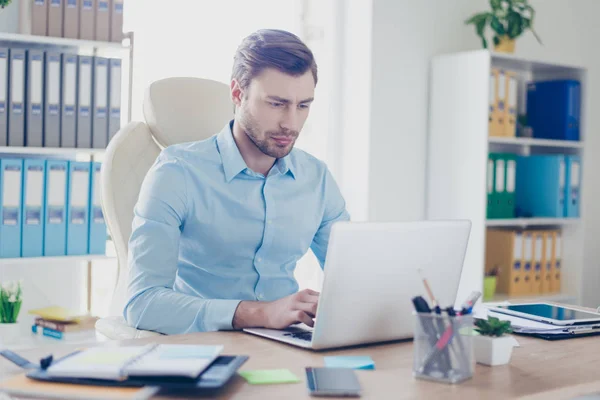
{"left": 2, "top": 330, "right": 600, "bottom": 399}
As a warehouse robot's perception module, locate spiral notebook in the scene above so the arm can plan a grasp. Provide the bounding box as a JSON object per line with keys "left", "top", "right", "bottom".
{"left": 46, "top": 344, "right": 223, "bottom": 381}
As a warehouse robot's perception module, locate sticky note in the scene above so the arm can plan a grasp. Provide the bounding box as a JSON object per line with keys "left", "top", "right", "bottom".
{"left": 324, "top": 356, "right": 375, "bottom": 370}
{"left": 238, "top": 369, "right": 301, "bottom": 385}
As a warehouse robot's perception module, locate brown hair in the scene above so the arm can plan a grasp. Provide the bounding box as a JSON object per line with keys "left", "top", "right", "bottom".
{"left": 232, "top": 29, "right": 318, "bottom": 90}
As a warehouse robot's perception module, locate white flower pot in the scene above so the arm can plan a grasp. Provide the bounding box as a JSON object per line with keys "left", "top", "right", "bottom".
{"left": 473, "top": 334, "right": 515, "bottom": 366}
{"left": 0, "top": 322, "right": 22, "bottom": 345}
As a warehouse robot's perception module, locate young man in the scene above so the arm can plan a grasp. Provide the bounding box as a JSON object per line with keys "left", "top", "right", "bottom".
{"left": 124, "top": 29, "right": 350, "bottom": 335}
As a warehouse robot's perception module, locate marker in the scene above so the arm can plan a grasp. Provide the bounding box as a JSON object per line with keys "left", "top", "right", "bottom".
{"left": 459, "top": 291, "right": 482, "bottom": 315}
{"left": 419, "top": 269, "right": 441, "bottom": 314}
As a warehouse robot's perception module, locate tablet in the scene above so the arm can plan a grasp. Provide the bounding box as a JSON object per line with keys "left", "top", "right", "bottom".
{"left": 488, "top": 303, "right": 600, "bottom": 326}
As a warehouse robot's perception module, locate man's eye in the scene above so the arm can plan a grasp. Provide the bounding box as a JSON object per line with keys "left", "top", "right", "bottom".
{"left": 270, "top": 102, "right": 283, "bottom": 107}
{"left": 299, "top": 104, "right": 310, "bottom": 109}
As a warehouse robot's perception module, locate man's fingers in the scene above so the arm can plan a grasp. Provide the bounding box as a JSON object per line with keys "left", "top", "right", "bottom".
{"left": 294, "top": 310, "right": 315, "bottom": 327}
{"left": 295, "top": 300, "right": 318, "bottom": 317}
{"left": 298, "top": 289, "right": 320, "bottom": 302}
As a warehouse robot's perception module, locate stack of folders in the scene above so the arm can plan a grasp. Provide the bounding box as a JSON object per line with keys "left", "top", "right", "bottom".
{"left": 0, "top": 158, "right": 106, "bottom": 259}
{"left": 489, "top": 68, "right": 518, "bottom": 138}
{"left": 0, "top": 47, "right": 122, "bottom": 149}
{"left": 31, "top": 0, "right": 125, "bottom": 43}
{"left": 485, "top": 228, "right": 562, "bottom": 297}
{"left": 486, "top": 152, "right": 517, "bottom": 219}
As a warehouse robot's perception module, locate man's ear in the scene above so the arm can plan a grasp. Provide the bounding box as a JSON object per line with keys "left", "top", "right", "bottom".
{"left": 231, "top": 79, "right": 244, "bottom": 108}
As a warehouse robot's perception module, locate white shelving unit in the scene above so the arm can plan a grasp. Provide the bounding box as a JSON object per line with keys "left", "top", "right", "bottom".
{"left": 0, "top": 32, "right": 130, "bottom": 51}
{"left": 426, "top": 49, "right": 591, "bottom": 307}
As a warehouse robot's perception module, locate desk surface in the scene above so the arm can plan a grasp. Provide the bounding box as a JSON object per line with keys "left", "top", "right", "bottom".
{"left": 2, "top": 330, "right": 600, "bottom": 399}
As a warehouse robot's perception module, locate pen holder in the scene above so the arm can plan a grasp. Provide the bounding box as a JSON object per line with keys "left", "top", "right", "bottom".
{"left": 412, "top": 312, "right": 474, "bottom": 384}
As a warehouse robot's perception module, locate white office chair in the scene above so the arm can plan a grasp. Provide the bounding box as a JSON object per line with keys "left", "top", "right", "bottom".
{"left": 95, "top": 77, "right": 233, "bottom": 340}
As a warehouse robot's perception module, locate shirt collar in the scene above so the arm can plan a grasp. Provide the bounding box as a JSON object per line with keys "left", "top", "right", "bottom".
{"left": 217, "top": 120, "right": 296, "bottom": 182}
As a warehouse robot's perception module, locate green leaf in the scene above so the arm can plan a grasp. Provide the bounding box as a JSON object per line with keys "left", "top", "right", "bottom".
{"left": 493, "top": 35, "right": 501, "bottom": 46}
{"left": 465, "top": 12, "right": 488, "bottom": 25}
{"left": 490, "top": 0, "right": 502, "bottom": 10}
{"left": 506, "top": 11, "right": 522, "bottom": 38}
{"left": 490, "top": 15, "right": 506, "bottom": 36}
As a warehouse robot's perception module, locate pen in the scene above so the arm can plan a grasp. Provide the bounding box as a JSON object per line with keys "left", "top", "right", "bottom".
{"left": 418, "top": 269, "right": 441, "bottom": 314}
{"left": 458, "top": 291, "right": 482, "bottom": 315}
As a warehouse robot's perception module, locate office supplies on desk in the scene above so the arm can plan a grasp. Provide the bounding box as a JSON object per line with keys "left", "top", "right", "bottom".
{"left": 305, "top": 367, "right": 361, "bottom": 397}
{"left": 239, "top": 369, "right": 300, "bottom": 385}
{"left": 458, "top": 291, "right": 482, "bottom": 315}
{"left": 324, "top": 356, "right": 375, "bottom": 370}
{"left": 487, "top": 303, "right": 600, "bottom": 326}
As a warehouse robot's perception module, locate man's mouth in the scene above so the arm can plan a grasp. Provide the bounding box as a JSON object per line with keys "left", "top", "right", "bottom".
{"left": 271, "top": 136, "right": 294, "bottom": 146}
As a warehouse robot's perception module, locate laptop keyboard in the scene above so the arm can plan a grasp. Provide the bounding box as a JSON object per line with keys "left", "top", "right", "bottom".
{"left": 283, "top": 331, "right": 313, "bottom": 341}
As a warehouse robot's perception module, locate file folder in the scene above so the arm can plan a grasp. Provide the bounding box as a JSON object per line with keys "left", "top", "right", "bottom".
{"left": 32, "top": 0, "right": 49, "bottom": 36}
{"left": 516, "top": 155, "right": 566, "bottom": 218}
{"left": 22, "top": 159, "right": 46, "bottom": 257}
{"left": 67, "top": 162, "right": 90, "bottom": 255}
{"left": 494, "top": 155, "right": 505, "bottom": 218}
{"left": 565, "top": 155, "right": 581, "bottom": 218}
{"left": 61, "top": 54, "right": 77, "bottom": 148}
{"left": 108, "top": 58, "right": 121, "bottom": 141}
{"left": 505, "top": 73, "right": 517, "bottom": 137}
{"left": 527, "top": 80, "right": 581, "bottom": 141}
{"left": 48, "top": 0, "right": 64, "bottom": 37}
{"left": 550, "top": 231, "right": 562, "bottom": 293}
{"left": 77, "top": 56, "right": 93, "bottom": 148}
{"left": 541, "top": 231, "right": 553, "bottom": 293}
{"left": 0, "top": 159, "right": 23, "bottom": 258}
{"left": 110, "top": 0, "right": 124, "bottom": 42}
{"left": 532, "top": 231, "right": 543, "bottom": 295}
{"left": 503, "top": 154, "right": 516, "bottom": 218}
{"left": 80, "top": 0, "right": 96, "bottom": 40}
{"left": 488, "top": 69, "right": 499, "bottom": 137}
{"left": 0, "top": 48, "right": 7, "bottom": 146}
{"left": 26, "top": 50, "right": 45, "bottom": 147}
{"left": 522, "top": 231, "right": 533, "bottom": 296}
{"left": 95, "top": 0, "right": 110, "bottom": 41}
{"left": 8, "top": 49, "right": 26, "bottom": 147}
{"left": 486, "top": 154, "right": 495, "bottom": 219}
{"left": 43, "top": 160, "right": 68, "bottom": 256}
{"left": 88, "top": 162, "right": 106, "bottom": 254}
{"left": 496, "top": 69, "right": 506, "bottom": 136}
{"left": 63, "top": 0, "right": 80, "bottom": 39}
{"left": 485, "top": 229, "right": 523, "bottom": 296}
{"left": 92, "top": 57, "right": 108, "bottom": 148}
{"left": 44, "top": 52, "right": 62, "bottom": 148}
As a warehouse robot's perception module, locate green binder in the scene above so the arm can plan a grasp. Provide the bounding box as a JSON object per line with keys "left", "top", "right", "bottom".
{"left": 487, "top": 153, "right": 496, "bottom": 219}
{"left": 503, "top": 153, "right": 517, "bottom": 219}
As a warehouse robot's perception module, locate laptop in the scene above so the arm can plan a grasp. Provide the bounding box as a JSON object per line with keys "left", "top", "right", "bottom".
{"left": 243, "top": 220, "right": 471, "bottom": 350}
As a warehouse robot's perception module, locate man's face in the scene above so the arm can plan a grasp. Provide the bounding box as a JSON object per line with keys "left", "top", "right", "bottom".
{"left": 235, "top": 68, "right": 315, "bottom": 159}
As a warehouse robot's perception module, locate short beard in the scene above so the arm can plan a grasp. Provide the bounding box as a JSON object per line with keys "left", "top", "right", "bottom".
{"left": 239, "top": 109, "right": 297, "bottom": 159}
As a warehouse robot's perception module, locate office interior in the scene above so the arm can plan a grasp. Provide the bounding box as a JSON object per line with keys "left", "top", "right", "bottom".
{"left": 0, "top": 0, "right": 600, "bottom": 398}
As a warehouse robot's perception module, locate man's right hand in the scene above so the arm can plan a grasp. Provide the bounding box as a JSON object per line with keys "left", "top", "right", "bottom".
{"left": 232, "top": 289, "right": 320, "bottom": 330}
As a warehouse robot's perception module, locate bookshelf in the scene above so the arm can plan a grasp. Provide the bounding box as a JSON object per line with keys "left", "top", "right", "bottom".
{"left": 0, "top": 254, "right": 115, "bottom": 266}
{"left": 426, "top": 50, "right": 590, "bottom": 307}
{"left": 0, "top": 32, "right": 130, "bottom": 51}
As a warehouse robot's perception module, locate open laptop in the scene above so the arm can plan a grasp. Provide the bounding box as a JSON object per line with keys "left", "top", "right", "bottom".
{"left": 243, "top": 220, "right": 471, "bottom": 350}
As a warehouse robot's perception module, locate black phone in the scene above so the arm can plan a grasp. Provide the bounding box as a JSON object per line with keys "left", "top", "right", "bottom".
{"left": 305, "top": 367, "right": 361, "bottom": 397}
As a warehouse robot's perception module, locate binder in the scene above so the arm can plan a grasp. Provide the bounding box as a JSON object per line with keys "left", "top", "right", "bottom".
{"left": 494, "top": 155, "right": 505, "bottom": 219}
{"left": 92, "top": 57, "right": 108, "bottom": 148}
{"left": 108, "top": 58, "right": 121, "bottom": 141}
{"left": 550, "top": 231, "right": 562, "bottom": 293}
{"left": 8, "top": 49, "right": 26, "bottom": 147}
{"left": 0, "top": 159, "right": 23, "bottom": 258}
{"left": 565, "top": 155, "right": 581, "bottom": 218}
{"left": 22, "top": 159, "right": 46, "bottom": 257}
{"left": 44, "top": 52, "right": 62, "bottom": 148}
{"left": 32, "top": 0, "right": 49, "bottom": 36}
{"left": 496, "top": 69, "right": 507, "bottom": 136}
{"left": 516, "top": 155, "right": 566, "bottom": 218}
{"left": 503, "top": 154, "right": 516, "bottom": 218}
{"left": 522, "top": 231, "right": 533, "bottom": 296}
{"left": 48, "top": 0, "right": 64, "bottom": 37}
{"left": 77, "top": 56, "right": 93, "bottom": 148}
{"left": 486, "top": 153, "right": 495, "bottom": 219}
{"left": 43, "top": 160, "right": 68, "bottom": 256}
{"left": 80, "top": 0, "right": 96, "bottom": 40}
{"left": 485, "top": 229, "right": 523, "bottom": 296}
{"left": 505, "top": 73, "right": 517, "bottom": 137}
{"left": 541, "top": 231, "right": 553, "bottom": 293}
{"left": 0, "top": 47, "right": 8, "bottom": 146}
{"left": 527, "top": 80, "right": 581, "bottom": 141}
{"left": 66, "top": 162, "right": 90, "bottom": 255}
{"left": 88, "top": 162, "right": 106, "bottom": 254}
{"left": 63, "top": 0, "right": 80, "bottom": 39}
{"left": 26, "top": 50, "right": 45, "bottom": 147}
{"left": 110, "top": 0, "right": 124, "bottom": 42}
{"left": 95, "top": 0, "right": 110, "bottom": 41}
{"left": 531, "top": 231, "right": 544, "bottom": 295}
{"left": 61, "top": 54, "right": 78, "bottom": 148}
{"left": 488, "top": 68, "right": 499, "bottom": 137}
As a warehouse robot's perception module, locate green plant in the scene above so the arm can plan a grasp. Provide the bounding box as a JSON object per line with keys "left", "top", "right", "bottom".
{"left": 0, "top": 280, "right": 23, "bottom": 323}
{"left": 475, "top": 316, "right": 512, "bottom": 337}
{"left": 0, "top": 0, "right": 12, "bottom": 9}
{"left": 465, "top": 0, "right": 543, "bottom": 49}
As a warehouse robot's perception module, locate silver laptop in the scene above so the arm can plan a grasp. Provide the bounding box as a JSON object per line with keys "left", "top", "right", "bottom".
{"left": 244, "top": 220, "right": 471, "bottom": 350}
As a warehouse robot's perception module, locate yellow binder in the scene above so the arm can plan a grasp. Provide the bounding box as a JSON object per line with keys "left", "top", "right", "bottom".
{"left": 485, "top": 229, "right": 523, "bottom": 296}
{"left": 550, "top": 231, "right": 562, "bottom": 293}
{"left": 496, "top": 69, "right": 507, "bottom": 136}
{"left": 489, "top": 68, "right": 500, "bottom": 137}
{"left": 541, "top": 231, "right": 553, "bottom": 293}
{"left": 531, "top": 231, "right": 544, "bottom": 295}
{"left": 522, "top": 230, "right": 534, "bottom": 295}
{"left": 505, "top": 72, "right": 517, "bottom": 137}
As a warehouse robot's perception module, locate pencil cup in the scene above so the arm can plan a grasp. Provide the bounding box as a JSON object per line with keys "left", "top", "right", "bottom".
{"left": 412, "top": 312, "right": 474, "bottom": 384}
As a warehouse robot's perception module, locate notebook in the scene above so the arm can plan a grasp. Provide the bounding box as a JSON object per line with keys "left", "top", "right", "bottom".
{"left": 46, "top": 344, "right": 223, "bottom": 381}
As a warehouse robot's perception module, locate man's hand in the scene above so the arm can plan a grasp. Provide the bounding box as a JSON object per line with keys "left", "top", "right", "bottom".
{"left": 232, "top": 289, "right": 320, "bottom": 330}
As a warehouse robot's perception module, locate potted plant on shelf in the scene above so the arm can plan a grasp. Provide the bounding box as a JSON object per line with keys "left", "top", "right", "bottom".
{"left": 484, "top": 266, "right": 499, "bottom": 301}
{"left": 0, "top": 280, "right": 23, "bottom": 344}
{"left": 465, "top": 0, "right": 543, "bottom": 53}
{"left": 473, "top": 316, "right": 515, "bottom": 366}
{"left": 0, "top": 0, "right": 12, "bottom": 9}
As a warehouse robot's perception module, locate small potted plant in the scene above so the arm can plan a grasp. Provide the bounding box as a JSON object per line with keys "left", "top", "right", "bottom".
{"left": 0, "top": 280, "right": 23, "bottom": 344}
{"left": 473, "top": 316, "right": 516, "bottom": 366}
{"left": 483, "top": 266, "right": 499, "bottom": 301}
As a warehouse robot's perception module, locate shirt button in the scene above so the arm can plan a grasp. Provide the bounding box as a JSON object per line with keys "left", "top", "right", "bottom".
{"left": 258, "top": 293, "right": 265, "bottom": 300}
{"left": 257, "top": 257, "right": 262, "bottom": 262}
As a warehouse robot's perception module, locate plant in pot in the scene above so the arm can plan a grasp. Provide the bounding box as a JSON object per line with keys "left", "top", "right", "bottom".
{"left": 483, "top": 266, "right": 499, "bottom": 301}
{"left": 0, "top": 0, "right": 12, "bottom": 8}
{"left": 473, "top": 316, "right": 516, "bottom": 366}
{"left": 465, "top": 0, "right": 543, "bottom": 53}
{"left": 0, "top": 280, "right": 23, "bottom": 344}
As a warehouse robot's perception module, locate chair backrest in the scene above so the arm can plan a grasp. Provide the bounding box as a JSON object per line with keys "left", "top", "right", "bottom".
{"left": 102, "top": 77, "right": 231, "bottom": 316}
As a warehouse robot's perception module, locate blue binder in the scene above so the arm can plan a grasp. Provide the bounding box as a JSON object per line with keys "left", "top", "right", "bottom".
{"left": 0, "top": 159, "right": 23, "bottom": 258}
{"left": 527, "top": 80, "right": 581, "bottom": 141}
{"left": 67, "top": 161, "right": 90, "bottom": 255}
{"left": 516, "top": 155, "right": 567, "bottom": 218}
{"left": 43, "top": 160, "right": 68, "bottom": 256}
{"left": 565, "top": 155, "right": 581, "bottom": 218}
{"left": 22, "top": 159, "right": 46, "bottom": 257}
{"left": 88, "top": 162, "right": 106, "bottom": 254}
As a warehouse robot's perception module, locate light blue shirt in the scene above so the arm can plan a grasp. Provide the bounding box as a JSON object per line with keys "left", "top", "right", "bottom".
{"left": 124, "top": 121, "right": 350, "bottom": 334}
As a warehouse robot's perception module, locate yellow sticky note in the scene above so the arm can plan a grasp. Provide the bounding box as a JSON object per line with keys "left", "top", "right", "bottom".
{"left": 238, "top": 369, "right": 300, "bottom": 385}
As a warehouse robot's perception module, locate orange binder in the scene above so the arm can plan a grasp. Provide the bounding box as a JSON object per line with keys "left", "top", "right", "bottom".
{"left": 485, "top": 229, "right": 524, "bottom": 296}
{"left": 531, "top": 231, "right": 544, "bottom": 295}
{"left": 550, "top": 231, "right": 562, "bottom": 293}
{"left": 541, "top": 231, "right": 553, "bottom": 293}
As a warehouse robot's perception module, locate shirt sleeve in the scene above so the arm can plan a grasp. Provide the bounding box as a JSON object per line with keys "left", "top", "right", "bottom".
{"left": 310, "top": 167, "right": 351, "bottom": 269}
{"left": 123, "top": 154, "right": 241, "bottom": 334}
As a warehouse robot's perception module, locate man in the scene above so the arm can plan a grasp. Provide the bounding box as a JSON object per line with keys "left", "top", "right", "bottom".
{"left": 124, "top": 29, "right": 350, "bottom": 335}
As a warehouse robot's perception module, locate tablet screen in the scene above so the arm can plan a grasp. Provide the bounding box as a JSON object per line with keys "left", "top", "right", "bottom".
{"left": 496, "top": 304, "right": 600, "bottom": 321}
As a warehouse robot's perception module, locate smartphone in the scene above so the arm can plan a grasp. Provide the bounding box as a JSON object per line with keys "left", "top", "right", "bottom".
{"left": 305, "top": 367, "right": 361, "bottom": 397}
